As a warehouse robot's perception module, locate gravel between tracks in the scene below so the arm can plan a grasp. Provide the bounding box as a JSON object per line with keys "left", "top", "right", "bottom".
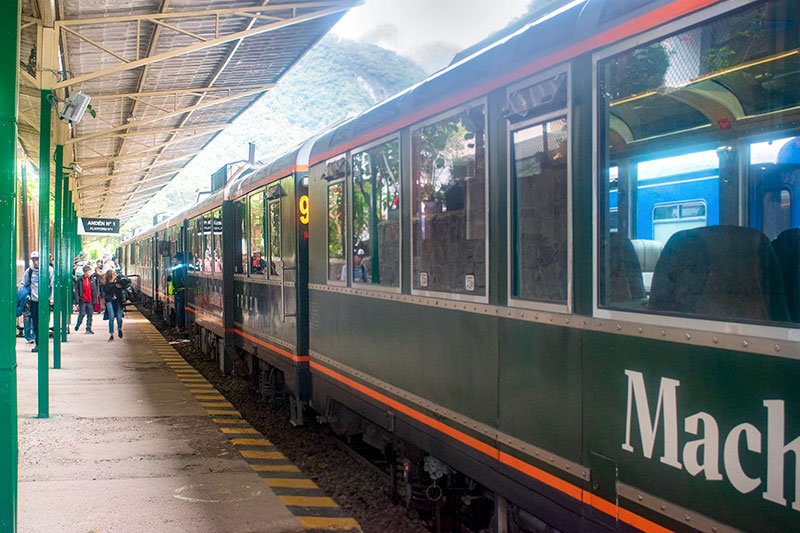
{"left": 138, "top": 303, "right": 428, "bottom": 533}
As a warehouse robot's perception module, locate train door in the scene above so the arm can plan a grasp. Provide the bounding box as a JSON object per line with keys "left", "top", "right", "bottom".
{"left": 268, "top": 176, "right": 297, "bottom": 325}
{"left": 748, "top": 135, "right": 800, "bottom": 240}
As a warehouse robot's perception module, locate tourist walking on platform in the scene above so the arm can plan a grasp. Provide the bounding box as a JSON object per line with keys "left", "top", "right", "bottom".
{"left": 23, "top": 251, "right": 53, "bottom": 353}
{"left": 101, "top": 270, "right": 127, "bottom": 341}
{"left": 171, "top": 252, "right": 188, "bottom": 334}
{"left": 73, "top": 265, "right": 98, "bottom": 334}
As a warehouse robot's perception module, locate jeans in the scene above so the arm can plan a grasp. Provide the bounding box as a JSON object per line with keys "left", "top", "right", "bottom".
{"left": 106, "top": 301, "right": 123, "bottom": 335}
{"left": 23, "top": 314, "right": 34, "bottom": 341}
{"left": 174, "top": 290, "right": 186, "bottom": 329}
{"left": 75, "top": 301, "right": 94, "bottom": 331}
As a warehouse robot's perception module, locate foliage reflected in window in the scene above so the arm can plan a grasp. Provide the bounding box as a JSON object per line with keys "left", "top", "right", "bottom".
{"left": 351, "top": 139, "right": 400, "bottom": 287}
{"left": 412, "top": 104, "right": 486, "bottom": 295}
{"left": 249, "top": 192, "right": 266, "bottom": 276}
{"left": 234, "top": 199, "right": 246, "bottom": 275}
{"left": 212, "top": 208, "right": 222, "bottom": 273}
{"left": 597, "top": 0, "right": 799, "bottom": 325}
{"left": 511, "top": 117, "right": 568, "bottom": 303}
{"left": 202, "top": 212, "right": 213, "bottom": 273}
{"left": 268, "top": 200, "right": 281, "bottom": 278}
{"left": 328, "top": 182, "right": 346, "bottom": 281}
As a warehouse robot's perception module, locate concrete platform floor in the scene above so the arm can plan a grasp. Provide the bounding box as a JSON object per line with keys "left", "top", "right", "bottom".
{"left": 15, "top": 311, "right": 319, "bottom": 532}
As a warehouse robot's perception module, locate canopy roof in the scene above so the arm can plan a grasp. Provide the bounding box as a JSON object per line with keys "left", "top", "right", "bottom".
{"left": 19, "top": 0, "right": 357, "bottom": 221}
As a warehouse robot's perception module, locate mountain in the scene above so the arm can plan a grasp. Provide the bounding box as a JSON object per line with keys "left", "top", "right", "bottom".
{"left": 120, "top": 36, "right": 427, "bottom": 237}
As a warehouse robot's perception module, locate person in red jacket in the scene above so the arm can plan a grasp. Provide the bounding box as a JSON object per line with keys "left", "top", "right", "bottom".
{"left": 73, "top": 264, "right": 99, "bottom": 334}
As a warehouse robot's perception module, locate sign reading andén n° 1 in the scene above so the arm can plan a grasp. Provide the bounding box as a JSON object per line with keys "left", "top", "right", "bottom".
{"left": 78, "top": 217, "right": 120, "bottom": 236}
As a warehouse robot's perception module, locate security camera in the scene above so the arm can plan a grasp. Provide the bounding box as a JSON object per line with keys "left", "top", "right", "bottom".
{"left": 59, "top": 92, "right": 91, "bottom": 123}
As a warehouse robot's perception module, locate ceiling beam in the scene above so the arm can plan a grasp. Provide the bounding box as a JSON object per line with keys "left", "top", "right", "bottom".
{"left": 90, "top": 84, "right": 275, "bottom": 100}
{"left": 64, "top": 87, "right": 266, "bottom": 146}
{"left": 79, "top": 138, "right": 211, "bottom": 168}
{"left": 54, "top": 4, "right": 355, "bottom": 89}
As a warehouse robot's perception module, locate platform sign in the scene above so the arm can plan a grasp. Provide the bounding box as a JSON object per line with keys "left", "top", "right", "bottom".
{"left": 78, "top": 217, "right": 120, "bottom": 236}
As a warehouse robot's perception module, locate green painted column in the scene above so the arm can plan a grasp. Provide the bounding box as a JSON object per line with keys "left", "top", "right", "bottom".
{"left": 61, "top": 175, "right": 69, "bottom": 343}
{"left": 0, "top": 1, "right": 20, "bottom": 529}
{"left": 37, "top": 89, "right": 51, "bottom": 418}
{"left": 53, "top": 145, "right": 62, "bottom": 369}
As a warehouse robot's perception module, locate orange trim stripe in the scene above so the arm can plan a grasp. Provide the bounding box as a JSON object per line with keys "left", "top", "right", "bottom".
{"left": 310, "top": 0, "right": 722, "bottom": 166}
{"left": 235, "top": 328, "right": 309, "bottom": 363}
{"left": 311, "top": 360, "right": 678, "bottom": 532}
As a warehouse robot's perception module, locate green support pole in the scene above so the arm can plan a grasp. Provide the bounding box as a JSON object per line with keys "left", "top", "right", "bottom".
{"left": 0, "top": 1, "right": 20, "bottom": 529}
{"left": 37, "top": 89, "right": 51, "bottom": 418}
{"left": 61, "top": 176, "right": 69, "bottom": 343}
{"left": 53, "top": 146, "right": 62, "bottom": 369}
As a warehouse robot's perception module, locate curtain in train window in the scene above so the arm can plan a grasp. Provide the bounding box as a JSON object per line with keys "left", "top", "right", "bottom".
{"left": 327, "top": 181, "right": 346, "bottom": 281}
{"left": 212, "top": 208, "right": 223, "bottom": 273}
{"left": 249, "top": 191, "right": 266, "bottom": 276}
{"left": 202, "top": 212, "right": 213, "bottom": 273}
{"left": 597, "top": 0, "right": 799, "bottom": 325}
{"left": 268, "top": 199, "right": 281, "bottom": 278}
{"left": 411, "top": 104, "right": 486, "bottom": 296}
{"left": 511, "top": 117, "right": 568, "bottom": 304}
{"left": 351, "top": 139, "right": 400, "bottom": 287}
{"left": 234, "top": 199, "right": 246, "bottom": 275}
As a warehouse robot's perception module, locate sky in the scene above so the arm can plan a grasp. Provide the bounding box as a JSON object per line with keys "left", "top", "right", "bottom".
{"left": 331, "top": 0, "right": 533, "bottom": 71}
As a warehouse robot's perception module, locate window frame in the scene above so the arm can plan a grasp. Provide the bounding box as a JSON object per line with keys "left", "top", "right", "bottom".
{"left": 591, "top": 0, "right": 798, "bottom": 341}
{"left": 267, "top": 195, "right": 282, "bottom": 280}
{"left": 506, "top": 66, "right": 573, "bottom": 314}
{"left": 248, "top": 188, "right": 266, "bottom": 278}
{"left": 409, "top": 97, "right": 490, "bottom": 303}
{"left": 349, "top": 133, "right": 403, "bottom": 293}
{"left": 211, "top": 207, "right": 223, "bottom": 276}
{"left": 234, "top": 197, "right": 248, "bottom": 277}
{"left": 326, "top": 173, "right": 348, "bottom": 286}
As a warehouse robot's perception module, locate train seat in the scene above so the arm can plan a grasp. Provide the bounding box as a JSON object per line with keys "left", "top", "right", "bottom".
{"left": 649, "top": 226, "right": 791, "bottom": 322}
{"left": 608, "top": 233, "right": 647, "bottom": 306}
{"left": 630, "top": 239, "right": 664, "bottom": 293}
{"left": 772, "top": 228, "right": 800, "bottom": 322}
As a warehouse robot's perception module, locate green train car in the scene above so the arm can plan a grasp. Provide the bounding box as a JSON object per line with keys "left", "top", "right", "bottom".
{"left": 124, "top": 1, "right": 800, "bottom": 530}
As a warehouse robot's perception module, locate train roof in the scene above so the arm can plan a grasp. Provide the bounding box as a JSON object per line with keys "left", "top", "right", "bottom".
{"left": 307, "top": 0, "right": 685, "bottom": 164}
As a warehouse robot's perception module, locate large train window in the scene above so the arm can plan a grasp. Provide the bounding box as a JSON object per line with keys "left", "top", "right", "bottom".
{"left": 267, "top": 197, "right": 281, "bottom": 278}
{"left": 507, "top": 71, "right": 570, "bottom": 309}
{"left": 327, "top": 180, "right": 346, "bottom": 282}
{"left": 249, "top": 190, "right": 266, "bottom": 276}
{"left": 212, "top": 208, "right": 222, "bottom": 273}
{"left": 411, "top": 102, "right": 487, "bottom": 298}
{"left": 597, "top": 0, "right": 800, "bottom": 326}
{"left": 188, "top": 217, "right": 199, "bottom": 270}
{"left": 234, "top": 199, "right": 246, "bottom": 275}
{"left": 351, "top": 138, "right": 400, "bottom": 288}
{"left": 202, "top": 212, "right": 213, "bottom": 273}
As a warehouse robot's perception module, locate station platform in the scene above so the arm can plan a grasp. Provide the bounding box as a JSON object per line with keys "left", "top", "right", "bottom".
{"left": 15, "top": 310, "right": 360, "bottom": 532}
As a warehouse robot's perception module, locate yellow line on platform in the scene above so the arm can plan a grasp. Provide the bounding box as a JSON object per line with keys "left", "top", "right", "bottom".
{"left": 212, "top": 418, "right": 247, "bottom": 424}
{"left": 200, "top": 402, "right": 234, "bottom": 408}
{"left": 230, "top": 438, "right": 272, "bottom": 446}
{"left": 220, "top": 427, "right": 259, "bottom": 434}
{"left": 265, "top": 478, "right": 318, "bottom": 489}
{"left": 297, "top": 516, "right": 360, "bottom": 530}
{"left": 280, "top": 495, "right": 338, "bottom": 507}
{"left": 194, "top": 395, "right": 225, "bottom": 400}
{"left": 206, "top": 410, "right": 242, "bottom": 416}
{"left": 251, "top": 464, "right": 301, "bottom": 472}
{"left": 240, "top": 450, "right": 285, "bottom": 459}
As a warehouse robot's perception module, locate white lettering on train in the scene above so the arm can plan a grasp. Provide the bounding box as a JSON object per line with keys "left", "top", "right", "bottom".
{"left": 622, "top": 371, "right": 799, "bottom": 511}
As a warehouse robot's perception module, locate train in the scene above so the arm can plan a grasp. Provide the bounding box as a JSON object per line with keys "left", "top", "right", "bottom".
{"left": 122, "top": 1, "right": 800, "bottom": 531}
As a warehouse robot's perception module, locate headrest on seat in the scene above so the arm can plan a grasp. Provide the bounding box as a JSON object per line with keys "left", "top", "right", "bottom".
{"left": 773, "top": 228, "right": 800, "bottom": 322}
{"left": 630, "top": 239, "right": 664, "bottom": 273}
{"left": 649, "top": 226, "right": 790, "bottom": 322}
{"left": 607, "top": 233, "right": 646, "bottom": 303}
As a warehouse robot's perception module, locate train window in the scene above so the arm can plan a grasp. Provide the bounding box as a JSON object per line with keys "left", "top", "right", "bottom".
{"left": 597, "top": 0, "right": 800, "bottom": 326}
{"left": 268, "top": 199, "right": 281, "bottom": 278}
{"left": 234, "top": 199, "right": 246, "bottom": 275}
{"left": 212, "top": 208, "right": 222, "bottom": 273}
{"left": 411, "top": 103, "right": 487, "bottom": 297}
{"left": 327, "top": 181, "right": 346, "bottom": 282}
{"left": 510, "top": 113, "right": 569, "bottom": 306}
{"left": 249, "top": 191, "right": 266, "bottom": 276}
{"left": 202, "top": 212, "right": 213, "bottom": 273}
{"left": 188, "top": 217, "right": 199, "bottom": 270}
{"left": 351, "top": 138, "right": 400, "bottom": 288}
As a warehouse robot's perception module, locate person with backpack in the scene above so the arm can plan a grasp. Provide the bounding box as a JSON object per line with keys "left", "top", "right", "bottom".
{"left": 73, "top": 264, "right": 98, "bottom": 334}
{"left": 23, "top": 251, "right": 54, "bottom": 353}
{"left": 101, "top": 270, "right": 130, "bottom": 341}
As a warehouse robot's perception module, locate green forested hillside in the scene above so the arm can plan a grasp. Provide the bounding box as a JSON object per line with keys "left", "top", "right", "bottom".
{"left": 121, "top": 36, "right": 427, "bottom": 237}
